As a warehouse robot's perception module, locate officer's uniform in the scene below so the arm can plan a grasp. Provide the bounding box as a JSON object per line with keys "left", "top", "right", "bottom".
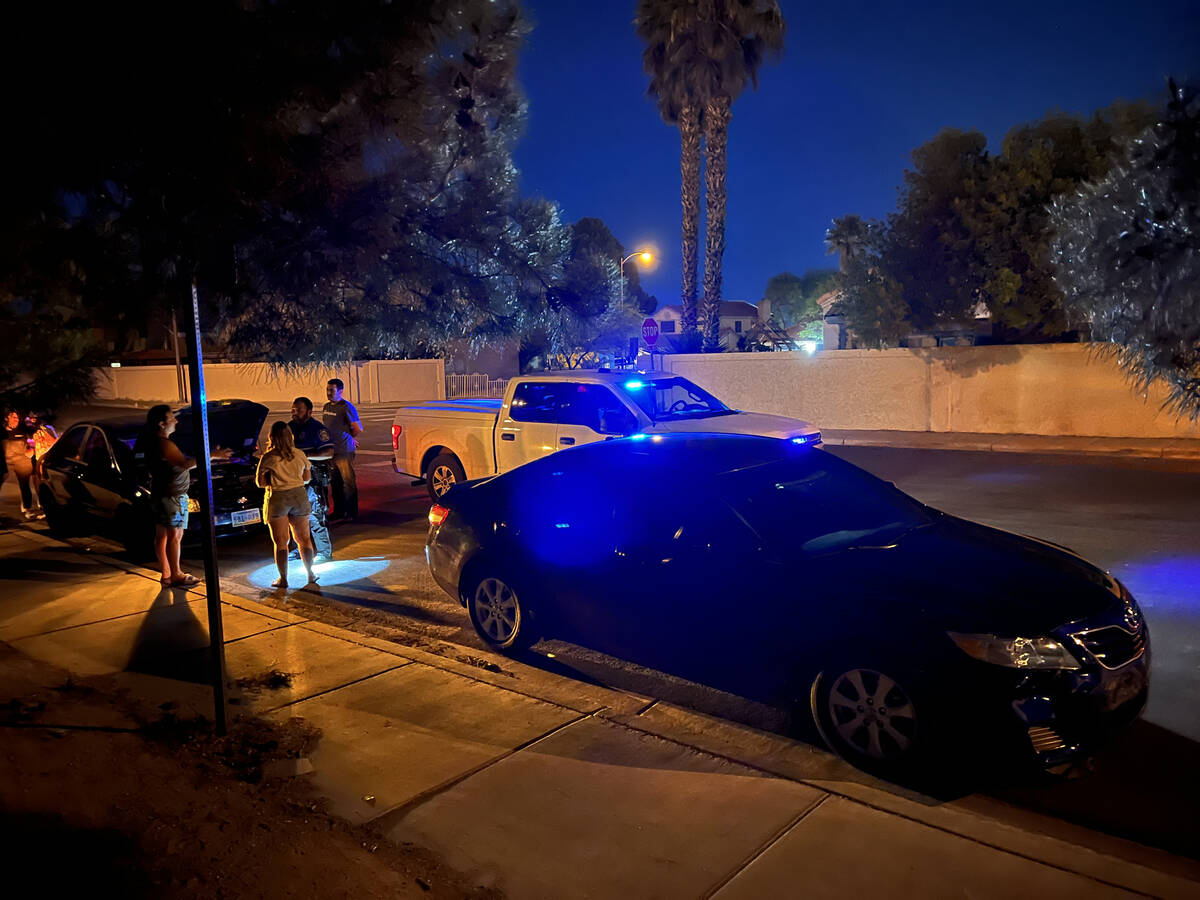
{"left": 288, "top": 417, "right": 334, "bottom": 559}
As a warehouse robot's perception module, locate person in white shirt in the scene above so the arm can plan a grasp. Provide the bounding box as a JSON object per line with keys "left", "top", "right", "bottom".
{"left": 256, "top": 421, "right": 317, "bottom": 589}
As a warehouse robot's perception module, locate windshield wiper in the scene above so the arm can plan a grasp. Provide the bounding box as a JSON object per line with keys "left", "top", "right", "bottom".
{"left": 801, "top": 521, "right": 925, "bottom": 553}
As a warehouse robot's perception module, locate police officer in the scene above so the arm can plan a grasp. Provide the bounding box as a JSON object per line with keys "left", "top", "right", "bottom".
{"left": 287, "top": 396, "right": 334, "bottom": 562}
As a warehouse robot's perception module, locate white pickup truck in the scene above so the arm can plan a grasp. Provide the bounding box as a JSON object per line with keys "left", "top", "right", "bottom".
{"left": 391, "top": 370, "right": 821, "bottom": 499}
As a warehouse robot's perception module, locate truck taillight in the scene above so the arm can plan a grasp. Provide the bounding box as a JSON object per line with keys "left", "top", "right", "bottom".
{"left": 428, "top": 504, "right": 450, "bottom": 528}
{"left": 391, "top": 424, "right": 403, "bottom": 450}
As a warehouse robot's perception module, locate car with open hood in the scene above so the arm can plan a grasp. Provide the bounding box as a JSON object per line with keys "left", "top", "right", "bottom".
{"left": 425, "top": 433, "right": 1150, "bottom": 778}
{"left": 38, "top": 399, "right": 269, "bottom": 552}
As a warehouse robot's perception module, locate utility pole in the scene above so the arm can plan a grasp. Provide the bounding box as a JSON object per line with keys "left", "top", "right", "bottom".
{"left": 185, "top": 281, "right": 228, "bottom": 735}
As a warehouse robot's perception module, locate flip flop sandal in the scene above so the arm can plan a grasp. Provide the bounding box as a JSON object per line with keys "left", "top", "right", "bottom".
{"left": 170, "top": 574, "right": 201, "bottom": 587}
{"left": 271, "top": 577, "right": 288, "bottom": 589}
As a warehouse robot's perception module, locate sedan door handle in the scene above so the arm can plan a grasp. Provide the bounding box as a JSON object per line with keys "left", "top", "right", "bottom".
{"left": 559, "top": 436, "right": 575, "bottom": 445}
{"left": 501, "top": 433, "right": 515, "bottom": 441}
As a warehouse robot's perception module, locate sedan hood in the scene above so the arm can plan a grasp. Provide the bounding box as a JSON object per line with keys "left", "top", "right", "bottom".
{"left": 173, "top": 399, "right": 269, "bottom": 464}
{"left": 648, "top": 411, "right": 819, "bottom": 440}
{"left": 865, "top": 516, "right": 1123, "bottom": 634}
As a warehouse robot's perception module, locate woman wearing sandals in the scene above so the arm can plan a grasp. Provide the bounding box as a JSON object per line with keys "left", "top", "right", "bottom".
{"left": 256, "top": 421, "right": 318, "bottom": 589}
{"left": 138, "top": 404, "right": 231, "bottom": 587}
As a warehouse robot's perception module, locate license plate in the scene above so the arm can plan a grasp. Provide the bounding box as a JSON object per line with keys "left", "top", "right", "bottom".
{"left": 231, "top": 508, "right": 261, "bottom": 527}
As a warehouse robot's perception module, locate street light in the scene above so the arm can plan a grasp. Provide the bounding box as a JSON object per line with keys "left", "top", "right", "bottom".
{"left": 619, "top": 248, "right": 654, "bottom": 306}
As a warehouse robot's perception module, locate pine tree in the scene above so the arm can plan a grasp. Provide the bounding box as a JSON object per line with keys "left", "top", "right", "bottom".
{"left": 1, "top": 0, "right": 567, "bottom": 398}
{"left": 1050, "top": 81, "right": 1200, "bottom": 419}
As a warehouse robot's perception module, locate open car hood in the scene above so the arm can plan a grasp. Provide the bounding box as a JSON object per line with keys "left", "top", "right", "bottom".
{"left": 173, "top": 399, "right": 269, "bottom": 463}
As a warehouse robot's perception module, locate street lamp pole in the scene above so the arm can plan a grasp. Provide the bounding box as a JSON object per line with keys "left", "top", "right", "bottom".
{"left": 619, "top": 249, "right": 654, "bottom": 307}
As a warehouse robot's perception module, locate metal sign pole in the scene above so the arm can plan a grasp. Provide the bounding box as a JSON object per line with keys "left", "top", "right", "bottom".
{"left": 185, "top": 280, "right": 228, "bottom": 735}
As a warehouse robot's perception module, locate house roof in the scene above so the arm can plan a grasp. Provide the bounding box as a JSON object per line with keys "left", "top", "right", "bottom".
{"left": 658, "top": 301, "right": 758, "bottom": 318}
{"left": 816, "top": 289, "right": 842, "bottom": 315}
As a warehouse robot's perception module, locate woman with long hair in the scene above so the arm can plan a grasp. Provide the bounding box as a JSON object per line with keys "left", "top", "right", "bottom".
{"left": 256, "top": 420, "right": 317, "bottom": 589}
{"left": 136, "top": 404, "right": 231, "bottom": 586}
{"left": 138, "top": 404, "right": 197, "bottom": 586}
{"left": 3, "top": 409, "right": 40, "bottom": 519}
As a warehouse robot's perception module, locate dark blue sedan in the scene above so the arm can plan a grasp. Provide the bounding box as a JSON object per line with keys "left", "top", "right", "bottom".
{"left": 426, "top": 433, "right": 1149, "bottom": 777}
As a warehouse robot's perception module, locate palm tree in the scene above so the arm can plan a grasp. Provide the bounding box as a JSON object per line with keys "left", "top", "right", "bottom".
{"left": 638, "top": 1, "right": 784, "bottom": 351}
{"left": 636, "top": 2, "right": 705, "bottom": 337}
{"left": 825, "top": 214, "right": 872, "bottom": 272}
{"left": 696, "top": 1, "right": 785, "bottom": 350}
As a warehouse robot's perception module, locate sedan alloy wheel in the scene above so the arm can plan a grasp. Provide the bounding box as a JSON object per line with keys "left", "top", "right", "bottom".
{"left": 469, "top": 576, "right": 526, "bottom": 651}
{"left": 821, "top": 667, "right": 918, "bottom": 762}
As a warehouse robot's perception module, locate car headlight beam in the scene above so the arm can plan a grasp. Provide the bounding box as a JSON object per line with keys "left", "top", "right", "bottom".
{"left": 948, "top": 632, "right": 1081, "bottom": 670}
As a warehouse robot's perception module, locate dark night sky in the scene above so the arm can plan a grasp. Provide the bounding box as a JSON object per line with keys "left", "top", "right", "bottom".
{"left": 512, "top": 1, "right": 1199, "bottom": 309}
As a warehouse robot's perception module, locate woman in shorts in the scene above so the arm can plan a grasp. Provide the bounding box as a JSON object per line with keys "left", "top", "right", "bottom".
{"left": 136, "top": 404, "right": 231, "bottom": 587}
{"left": 256, "top": 421, "right": 317, "bottom": 589}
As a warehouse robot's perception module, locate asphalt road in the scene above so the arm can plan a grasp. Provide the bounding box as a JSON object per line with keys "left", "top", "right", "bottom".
{"left": 15, "top": 402, "right": 1200, "bottom": 860}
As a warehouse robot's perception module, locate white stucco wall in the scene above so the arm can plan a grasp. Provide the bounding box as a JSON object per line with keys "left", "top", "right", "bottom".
{"left": 661, "top": 344, "right": 1200, "bottom": 438}
{"left": 91, "top": 359, "right": 445, "bottom": 405}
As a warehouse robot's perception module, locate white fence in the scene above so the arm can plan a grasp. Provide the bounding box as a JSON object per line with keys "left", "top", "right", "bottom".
{"left": 447, "top": 373, "right": 508, "bottom": 399}
{"left": 92, "top": 359, "right": 446, "bottom": 405}
{"left": 660, "top": 344, "right": 1200, "bottom": 439}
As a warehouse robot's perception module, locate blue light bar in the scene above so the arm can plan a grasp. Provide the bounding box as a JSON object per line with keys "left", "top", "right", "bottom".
{"left": 791, "top": 432, "right": 822, "bottom": 446}
{"left": 623, "top": 380, "right": 646, "bottom": 389}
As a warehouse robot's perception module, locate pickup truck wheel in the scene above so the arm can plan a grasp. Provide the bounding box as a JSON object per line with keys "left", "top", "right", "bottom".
{"left": 466, "top": 572, "right": 535, "bottom": 653}
{"left": 426, "top": 453, "right": 465, "bottom": 501}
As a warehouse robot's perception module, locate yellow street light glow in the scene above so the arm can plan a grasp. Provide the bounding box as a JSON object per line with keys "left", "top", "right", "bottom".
{"left": 619, "top": 246, "right": 657, "bottom": 306}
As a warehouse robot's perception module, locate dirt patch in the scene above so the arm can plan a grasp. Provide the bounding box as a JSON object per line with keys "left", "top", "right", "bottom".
{"left": 0, "top": 643, "right": 502, "bottom": 899}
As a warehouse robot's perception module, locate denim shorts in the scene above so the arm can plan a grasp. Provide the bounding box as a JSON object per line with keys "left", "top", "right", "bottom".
{"left": 265, "top": 486, "right": 312, "bottom": 520}
{"left": 154, "top": 494, "right": 189, "bottom": 529}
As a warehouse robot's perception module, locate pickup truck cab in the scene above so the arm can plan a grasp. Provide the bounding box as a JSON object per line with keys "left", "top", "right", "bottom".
{"left": 392, "top": 371, "right": 821, "bottom": 499}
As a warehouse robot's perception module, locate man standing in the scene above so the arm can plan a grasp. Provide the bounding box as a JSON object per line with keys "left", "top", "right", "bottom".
{"left": 288, "top": 396, "right": 334, "bottom": 562}
{"left": 322, "top": 377, "right": 362, "bottom": 521}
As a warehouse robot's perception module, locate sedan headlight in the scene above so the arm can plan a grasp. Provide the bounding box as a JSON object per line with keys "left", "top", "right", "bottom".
{"left": 948, "top": 632, "right": 1081, "bottom": 670}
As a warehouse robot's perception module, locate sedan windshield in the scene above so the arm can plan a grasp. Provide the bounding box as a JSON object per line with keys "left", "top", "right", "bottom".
{"left": 720, "top": 452, "right": 933, "bottom": 552}
{"left": 619, "top": 376, "right": 733, "bottom": 422}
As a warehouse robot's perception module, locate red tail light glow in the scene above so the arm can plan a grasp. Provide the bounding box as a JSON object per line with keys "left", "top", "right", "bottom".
{"left": 428, "top": 504, "right": 450, "bottom": 527}
{"left": 391, "top": 424, "right": 403, "bottom": 450}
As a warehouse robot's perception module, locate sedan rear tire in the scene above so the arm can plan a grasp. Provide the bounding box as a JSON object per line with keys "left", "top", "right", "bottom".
{"left": 466, "top": 571, "right": 536, "bottom": 653}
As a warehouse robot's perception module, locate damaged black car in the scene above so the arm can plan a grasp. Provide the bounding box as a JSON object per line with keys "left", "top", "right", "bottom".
{"left": 38, "top": 399, "right": 268, "bottom": 553}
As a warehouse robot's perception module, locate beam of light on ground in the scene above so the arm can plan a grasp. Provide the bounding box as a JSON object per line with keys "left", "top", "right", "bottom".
{"left": 246, "top": 556, "right": 390, "bottom": 589}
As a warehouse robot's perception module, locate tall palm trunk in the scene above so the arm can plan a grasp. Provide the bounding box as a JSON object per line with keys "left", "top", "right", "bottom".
{"left": 679, "top": 103, "right": 701, "bottom": 336}
{"left": 701, "top": 94, "right": 731, "bottom": 351}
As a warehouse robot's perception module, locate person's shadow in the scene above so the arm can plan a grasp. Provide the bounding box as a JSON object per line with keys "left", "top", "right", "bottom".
{"left": 123, "top": 587, "right": 210, "bottom": 684}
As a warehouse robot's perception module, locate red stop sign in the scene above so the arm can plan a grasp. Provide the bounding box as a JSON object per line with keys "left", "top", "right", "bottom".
{"left": 641, "top": 317, "right": 660, "bottom": 347}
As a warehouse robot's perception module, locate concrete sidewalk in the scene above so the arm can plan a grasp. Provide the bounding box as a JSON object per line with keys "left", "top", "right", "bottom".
{"left": 3, "top": 523, "right": 1199, "bottom": 898}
